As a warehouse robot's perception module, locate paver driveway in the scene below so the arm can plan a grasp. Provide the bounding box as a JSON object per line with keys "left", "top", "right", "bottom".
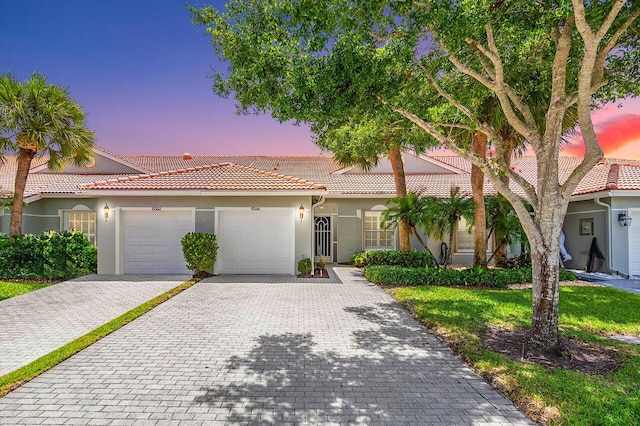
{"left": 0, "top": 267, "right": 532, "bottom": 425}
{"left": 0, "top": 275, "right": 188, "bottom": 376}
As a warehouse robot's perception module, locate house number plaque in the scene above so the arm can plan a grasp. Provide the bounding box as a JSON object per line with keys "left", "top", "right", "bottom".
{"left": 251, "top": 207, "right": 261, "bottom": 211}
{"left": 152, "top": 207, "right": 161, "bottom": 211}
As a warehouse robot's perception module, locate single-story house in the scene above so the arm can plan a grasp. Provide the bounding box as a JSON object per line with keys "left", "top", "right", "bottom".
{"left": 1, "top": 146, "right": 639, "bottom": 276}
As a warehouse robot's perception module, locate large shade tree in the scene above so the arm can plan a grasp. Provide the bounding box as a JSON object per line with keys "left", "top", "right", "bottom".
{"left": 0, "top": 73, "right": 95, "bottom": 235}
{"left": 193, "top": 0, "right": 640, "bottom": 352}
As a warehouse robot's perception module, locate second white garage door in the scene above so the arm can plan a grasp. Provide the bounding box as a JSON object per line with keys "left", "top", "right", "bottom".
{"left": 122, "top": 209, "right": 194, "bottom": 274}
{"left": 216, "top": 208, "right": 295, "bottom": 274}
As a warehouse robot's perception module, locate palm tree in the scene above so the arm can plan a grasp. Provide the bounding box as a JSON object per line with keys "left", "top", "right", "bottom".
{"left": 332, "top": 140, "right": 412, "bottom": 252}
{"left": 421, "top": 186, "right": 474, "bottom": 267}
{"left": 485, "top": 195, "right": 528, "bottom": 262}
{"left": 382, "top": 192, "right": 438, "bottom": 265}
{"left": 0, "top": 73, "right": 95, "bottom": 235}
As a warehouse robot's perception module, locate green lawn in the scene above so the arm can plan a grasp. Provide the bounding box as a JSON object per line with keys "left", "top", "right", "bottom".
{"left": 393, "top": 286, "right": 640, "bottom": 425}
{"left": 0, "top": 281, "right": 50, "bottom": 301}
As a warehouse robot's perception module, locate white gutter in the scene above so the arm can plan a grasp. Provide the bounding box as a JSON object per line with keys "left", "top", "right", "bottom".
{"left": 310, "top": 195, "right": 327, "bottom": 276}
{"left": 594, "top": 197, "right": 616, "bottom": 275}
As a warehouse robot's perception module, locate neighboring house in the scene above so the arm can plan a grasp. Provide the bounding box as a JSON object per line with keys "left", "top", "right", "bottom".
{"left": 0, "top": 146, "right": 639, "bottom": 276}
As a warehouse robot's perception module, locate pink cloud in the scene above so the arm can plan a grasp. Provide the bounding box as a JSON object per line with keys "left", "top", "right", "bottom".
{"left": 563, "top": 113, "right": 640, "bottom": 159}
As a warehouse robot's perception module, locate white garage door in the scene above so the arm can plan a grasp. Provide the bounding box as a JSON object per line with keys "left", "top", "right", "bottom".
{"left": 216, "top": 208, "right": 294, "bottom": 274}
{"left": 630, "top": 210, "right": 640, "bottom": 276}
{"left": 122, "top": 209, "right": 194, "bottom": 274}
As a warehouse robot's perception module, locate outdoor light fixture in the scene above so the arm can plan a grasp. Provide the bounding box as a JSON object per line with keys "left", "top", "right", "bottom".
{"left": 299, "top": 204, "right": 305, "bottom": 221}
{"left": 103, "top": 203, "right": 110, "bottom": 222}
{"left": 618, "top": 210, "right": 632, "bottom": 227}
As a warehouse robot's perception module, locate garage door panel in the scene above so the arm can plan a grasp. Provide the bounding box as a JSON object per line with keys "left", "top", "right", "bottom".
{"left": 216, "top": 209, "right": 294, "bottom": 274}
{"left": 123, "top": 210, "right": 194, "bottom": 274}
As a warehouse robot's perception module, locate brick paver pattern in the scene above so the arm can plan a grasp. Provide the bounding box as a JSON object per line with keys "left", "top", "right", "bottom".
{"left": 0, "top": 267, "right": 532, "bottom": 425}
{"left": 0, "top": 275, "right": 188, "bottom": 376}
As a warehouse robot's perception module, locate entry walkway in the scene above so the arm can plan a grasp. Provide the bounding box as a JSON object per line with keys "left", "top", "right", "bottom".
{"left": 0, "top": 267, "right": 531, "bottom": 425}
{"left": 571, "top": 270, "right": 640, "bottom": 295}
{"left": 0, "top": 275, "right": 188, "bottom": 376}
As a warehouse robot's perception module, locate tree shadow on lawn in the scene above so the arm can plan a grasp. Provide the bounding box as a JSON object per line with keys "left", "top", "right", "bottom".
{"left": 193, "top": 302, "right": 523, "bottom": 424}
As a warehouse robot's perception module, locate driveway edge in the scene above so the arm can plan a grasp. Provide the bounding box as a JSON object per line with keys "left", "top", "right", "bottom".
{"left": 0, "top": 277, "right": 200, "bottom": 397}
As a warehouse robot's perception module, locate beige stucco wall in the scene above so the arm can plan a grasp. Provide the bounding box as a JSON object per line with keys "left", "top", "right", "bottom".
{"left": 11, "top": 195, "right": 313, "bottom": 275}
{"left": 98, "top": 195, "right": 313, "bottom": 274}
{"left": 13, "top": 192, "right": 637, "bottom": 275}
{"left": 326, "top": 197, "right": 495, "bottom": 265}
{"left": 563, "top": 199, "right": 609, "bottom": 273}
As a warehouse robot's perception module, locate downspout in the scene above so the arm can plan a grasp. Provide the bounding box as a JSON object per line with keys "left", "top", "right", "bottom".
{"left": 594, "top": 196, "right": 615, "bottom": 274}
{"left": 310, "top": 195, "right": 326, "bottom": 276}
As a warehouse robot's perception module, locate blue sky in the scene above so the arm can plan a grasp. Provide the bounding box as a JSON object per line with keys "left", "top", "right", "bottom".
{"left": 0, "top": 0, "right": 317, "bottom": 155}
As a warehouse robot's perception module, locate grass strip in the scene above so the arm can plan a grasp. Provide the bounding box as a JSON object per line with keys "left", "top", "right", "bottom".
{"left": 0, "top": 278, "right": 199, "bottom": 397}
{"left": 0, "top": 281, "right": 51, "bottom": 301}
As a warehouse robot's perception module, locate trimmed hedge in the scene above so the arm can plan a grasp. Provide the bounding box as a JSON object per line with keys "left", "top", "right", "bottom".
{"left": 353, "top": 250, "right": 436, "bottom": 268}
{"left": 0, "top": 231, "right": 97, "bottom": 280}
{"left": 364, "top": 265, "right": 576, "bottom": 288}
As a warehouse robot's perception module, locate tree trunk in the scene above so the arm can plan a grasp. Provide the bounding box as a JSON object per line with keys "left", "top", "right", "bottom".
{"left": 494, "top": 136, "right": 515, "bottom": 263}
{"left": 447, "top": 223, "right": 455, "bottom": 266}
{"left": 9, "top": 147, "right": 37, "bottom": 235}
{"left": 471, "top": 132, "right": 487, "bottom": 266}
{"left": 388, "top": 145, "right": 410, "bottom": 252}
{"left": 530, "top": 246, "right": 561, "bottom": 354}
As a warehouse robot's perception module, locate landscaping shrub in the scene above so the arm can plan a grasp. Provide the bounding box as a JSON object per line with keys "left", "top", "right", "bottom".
{"left": 181, "top": 232, "right": 219, "bottom": 275}
{"left": 297, "top": 258, "right": 312, "bottom": 275}
{"left": 363, "top": 265, "right": 576, "bottom": 287}
{"left": 349, "top": 252, "right": 367, "bottom": 267}
{"left": 361, "top": 250, "right": 436, "bottom": 268}
{"left": 496, "top": 252, "right": 532, "bottom": 269}
{"left": 0, "top": 231, "right": 97, "bottom": 280}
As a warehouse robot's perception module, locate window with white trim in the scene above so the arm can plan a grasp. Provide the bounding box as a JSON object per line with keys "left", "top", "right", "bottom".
{"left": 363, "top": 211, "right": 394, "bottom": 250}
{"left": 456, "top": 217, "right": 492, "bottom": 253}
{"left": 63, "top": 211, "right": 97, "bottom": 245}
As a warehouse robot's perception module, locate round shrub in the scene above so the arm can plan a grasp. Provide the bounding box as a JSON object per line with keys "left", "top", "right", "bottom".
{"left": 181, "top": 232, "right": 219, "bottom": 275}
{"left": 298, "top": 258, "right": 312, "bottom": 275}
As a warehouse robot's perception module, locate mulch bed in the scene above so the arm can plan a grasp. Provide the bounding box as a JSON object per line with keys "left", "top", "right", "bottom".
{"left": 297, "top": 267, "right": 330, "bottom": 278}
{"left": 483, "top": 327, "right": 624, "bottom": 375}
{"left": 192, "top": 271, "right": 213, "bottom": 279}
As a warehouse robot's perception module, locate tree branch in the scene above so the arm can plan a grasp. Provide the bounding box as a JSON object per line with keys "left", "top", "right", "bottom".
{"left": 596, "top": 0, "right": 628, "bottom": 40}
{"left": 481, "top": 24, "right": 541, "bottom": 146}
{"left": 561, "top": 2, "right": 632, "bottom": 197}
{"left": 386, "top": 102, "right": 540, "bottom": 207}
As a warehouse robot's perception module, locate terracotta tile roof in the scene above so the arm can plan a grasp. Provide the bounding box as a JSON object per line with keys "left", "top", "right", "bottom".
{"left": 2, "top": 150, "right": 640, "bottom": 200}
{"left": 82, "top": 163, "right": 326, "bottom": 191}
{"left": 0, "top": 156, "right": 50, "bottom": 174}
{"left": 617, "top": 165, "right": 640, "bottom": 190}
{"left": 124, "top": 155, "right": 340, "bottom": 176}
{"left": 427, "top": 156, "right": 473, "bottom": 172}
{"left": 0, "top": 173, "right": 72, "bottom": 199}
{"left": 32, "top": 174, "right": 134, "bottom": 197}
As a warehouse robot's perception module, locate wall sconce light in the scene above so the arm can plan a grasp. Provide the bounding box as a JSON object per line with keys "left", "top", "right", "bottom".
{"left": 618, "top": 210, "right": 632, "bottom": 227}
{"left": 103, "top": 203, "right": 110, "bottom": 222}
{"left": 299, "top": 204, "right": 305, "bottom": 221}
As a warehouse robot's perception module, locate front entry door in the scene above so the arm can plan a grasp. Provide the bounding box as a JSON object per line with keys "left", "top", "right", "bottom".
{"left": 314, "top": 216, "right": 332, "bottom": 259}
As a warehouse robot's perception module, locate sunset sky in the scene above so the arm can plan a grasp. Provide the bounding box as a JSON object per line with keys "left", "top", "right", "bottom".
{"left": 1, "top": 0, "right": 638, "bottom": 159}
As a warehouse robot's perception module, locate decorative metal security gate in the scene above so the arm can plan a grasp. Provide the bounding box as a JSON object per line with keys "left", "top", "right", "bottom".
{"left": 314, "top": 216, "right": 332, "bottom": 258}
